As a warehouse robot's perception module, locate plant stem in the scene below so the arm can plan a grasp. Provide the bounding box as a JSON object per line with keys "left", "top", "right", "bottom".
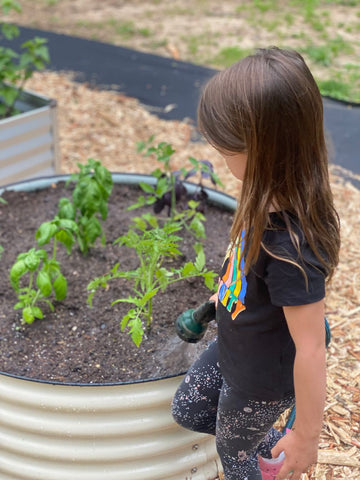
{"left": 52, "top": 237, "right": 58, "bottom": 261}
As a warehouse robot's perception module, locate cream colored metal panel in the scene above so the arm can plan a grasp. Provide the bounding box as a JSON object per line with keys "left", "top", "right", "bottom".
{"left": 0, "top": 91, "right": 60, "bottom": 186}
{"left": 0, "top": 109, "right": 51, "bottom": 145}
{"left": 1, "top": 401, "right": 173, "bottom": 437}
{"left": 0, "top": 373, "right": 221, "bottom": 480}
{"left": 0, "top": 130, "right": 52, "bottom": 164}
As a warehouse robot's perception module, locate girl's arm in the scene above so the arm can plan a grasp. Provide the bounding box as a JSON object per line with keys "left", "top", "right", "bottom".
{"left": 271, "top": 299, "right": 326, "bottom": 480}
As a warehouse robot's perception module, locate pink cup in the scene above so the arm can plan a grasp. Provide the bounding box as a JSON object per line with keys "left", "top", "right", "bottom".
{"left": 258, "top": 451, "right": 285, "bottom": 480}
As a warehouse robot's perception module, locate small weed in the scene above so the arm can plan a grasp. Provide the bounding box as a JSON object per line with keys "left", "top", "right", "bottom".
{"left": 324, "top": 0, "right": 359, "bottom": 5}
{"left": 318, "top": 79, "right": 352, "bottom": 100}
{"left": 183, "top": 32, "right": 217, "bottom": 57}
{"left": 112, "top": 20, "right": 136, "bottom": 38}
{"left": 303, "top": 36, "right": 354, "bottom": 66}
{"left": 263, "top": 19, "right": 281, "bottom": 32}
{"left": 138, "top": 28, "right": 151, "bottom": 37}
{"left": 253, "top": 0, "right": 278, "bottom": 13}
{"left": 309, "top": 16, "right": 326, "bottom": 32}
{"left": 149, "top": 39, "right": 168, "bottom": 49}
{"left": 284, "top": 13, "right": 295, "bottom": 25}
{"left": 303, "top": 45, "right": 332, "bottom": 66}
{"left": 209, "top": 46, "right": 253, "bottom": 68}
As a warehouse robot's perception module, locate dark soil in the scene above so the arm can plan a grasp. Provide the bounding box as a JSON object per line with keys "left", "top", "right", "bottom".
{"left": 0, "top": 180, "right": 233, "bottom": 384}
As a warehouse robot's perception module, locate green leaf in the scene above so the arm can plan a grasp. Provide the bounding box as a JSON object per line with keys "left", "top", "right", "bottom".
{"left": 131, "top": 216, "right": 148, "bottom": 232}
{"left": 80, "top": 216, "right": 102, "bottom": 246}
{"left": 131, "top": 325, "right": 144, "bottom": 347}
{"left": 52, "top": 274, "right": 67, "bottom": 301}
{"left": 189, "top": 216, "right": 206, "bottom": 239}
{"left": 121, "top": 310, "right": 145, "bottom": 347}
{"left": 31, "top": 306, "right": 43, "bottom": 319}
{"left": 57, "top": 197, "right": 75, "bottom": 220}
{"left": 13, "top": 301, "right": 25, "bottom": 310}
{"left": 35, "top": 249, "right": 48, "bottom": 261}
{"left": 1, "top": 0, "right": 22, "bottom": 15}
{"left": 194, "top": 249, "right": 206, "bottom": 271}
{"left": 1, "top": 84, "right": 19, "bottom": 106}
{"left": 44, "top": 259, "right": 60, "bottom": 280}
{"left": 1, "top": 22, "right": 19, "bottom": 40}
{"left": 127, "top": 195, "right": 147, "bottom": 210}
{"left": 57, "top": 218, "right": 78, "bottom": 233}
{"left": 155, "top": 268, "right": 172, "bottom": 289}
{"left": 140, "top": 288, "right": 159, "bottom": 307}
{"left": 22, "top": 307, "right": 34, "bottom": 324}
{"left": 24, "top": 250, "right": 40, "bottom": 271}
{"left": 120, "top": 311, "right": 132, "bottom": 331}
{"left": 36, "top": 270, "right": 52, "bottom": 297}
{"left": 181, "top": 261, "right": 197, "bottom": 276}
{"left": 44, "top": 299, "right": 55, "bottom": 312}
{"left": 35, "top": 221, "right": 58, "bottom": 245}
{"left": 56, "top": 229, "right": 75, "bottom": 255}
{"left": 204, "top": 271, "right": 216, "bottom": 290}
{"left": 139, "top": 182, "right": 156, "bottom": 194}
{"left": 10, "top": 259, "right": 27, "bottom": 289}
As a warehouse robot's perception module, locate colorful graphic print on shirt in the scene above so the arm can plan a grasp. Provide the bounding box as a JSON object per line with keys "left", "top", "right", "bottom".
{"left": 217, "top": 235, "right": 247, "bottom": 321}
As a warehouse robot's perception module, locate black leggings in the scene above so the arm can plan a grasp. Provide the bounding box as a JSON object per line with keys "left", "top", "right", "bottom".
{"left": 172, "top": 341, "right": 294, "bottom": 480}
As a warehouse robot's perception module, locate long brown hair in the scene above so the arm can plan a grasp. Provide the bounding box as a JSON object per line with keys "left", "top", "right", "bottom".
{"left": 198, "top": 47, "right": 340, "bottom": 281}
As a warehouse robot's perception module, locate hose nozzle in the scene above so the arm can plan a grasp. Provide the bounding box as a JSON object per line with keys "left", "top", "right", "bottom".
{"left": 175, "top": 300, "right": 216, "bottom": 343}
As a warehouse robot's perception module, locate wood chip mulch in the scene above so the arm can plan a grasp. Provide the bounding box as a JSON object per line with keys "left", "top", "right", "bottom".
{"left": 25, "top": 71, "right": 360, "bottom": 479}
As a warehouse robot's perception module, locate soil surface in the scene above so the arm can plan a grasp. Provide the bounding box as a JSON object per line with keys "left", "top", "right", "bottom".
{"left": 0, "top": 180, "right": 233, "bottom": 384}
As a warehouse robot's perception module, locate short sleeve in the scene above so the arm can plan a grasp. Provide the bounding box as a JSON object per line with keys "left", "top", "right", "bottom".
{"left": 264, "top": 242, "right": 326, "bottom": 307}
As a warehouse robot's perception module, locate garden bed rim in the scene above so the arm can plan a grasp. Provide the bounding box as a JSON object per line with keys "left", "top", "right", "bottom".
{"left": 0, "top": 172, "right": 238, "bottom": 211}
{"left": 0, "top": 366, "right": 189, "bottom": 387}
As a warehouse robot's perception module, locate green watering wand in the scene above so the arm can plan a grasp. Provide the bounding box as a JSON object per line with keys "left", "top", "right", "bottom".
{"left": 175, "top": 300, "right": 216, "bottom": 343}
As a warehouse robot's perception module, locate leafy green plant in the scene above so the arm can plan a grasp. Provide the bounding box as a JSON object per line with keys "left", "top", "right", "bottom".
{"left": 0, "top": 0, "right": 50, "bottom": 118}
{"left": 135, "top": 137, "right": 222, "bottom": 217}
{"left": 87, "top": 213, "right": 217, "bottom": 346}
{"left": 9, "top": 159, "right": 113, "bottom": 324}
{"left": 10, "top": 248, "right": 65, "bottom": 324}
{"left": 10, "top": 214, "right": 78, "bottom": 323}
{"left": 58, "top": 158, "right": 113, "bottom": 254}
{"left": 133, "top": 139, "right": 223, "bottom": 242}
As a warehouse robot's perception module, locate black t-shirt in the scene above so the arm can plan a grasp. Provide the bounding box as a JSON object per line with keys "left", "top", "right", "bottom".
{"left": 216, "top": 213, "right": 326, "bottom": 401}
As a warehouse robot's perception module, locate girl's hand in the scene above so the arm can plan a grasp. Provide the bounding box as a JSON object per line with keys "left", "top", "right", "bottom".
{"left": 271, "top": 429, "right": 318, "bottom": 479}
{"left": 209, "top": 292, "right": 218, "bottom": 307}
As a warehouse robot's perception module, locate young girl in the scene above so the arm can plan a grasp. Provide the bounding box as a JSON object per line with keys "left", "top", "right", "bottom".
{"left": 172, "top": 47, "right": 340, "bottom": 480}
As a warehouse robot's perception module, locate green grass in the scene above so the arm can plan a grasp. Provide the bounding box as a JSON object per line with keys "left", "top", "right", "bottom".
{"left": 303, "top": 36, "right": 354, "bottom": 66}
{"left": 75, "top": 19, "right": 152, "bottom": 40}
{"left": 316, "top": 63, "right": 360, "bottom": 102}
{"left": 209, "top": 47, "right": 253, "bottom": 68}
{"left": 253, "top": 0, "right": 278, "bottom": 13}
{"left": 318, "top": 79, "right": 352, "bottom": 99}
